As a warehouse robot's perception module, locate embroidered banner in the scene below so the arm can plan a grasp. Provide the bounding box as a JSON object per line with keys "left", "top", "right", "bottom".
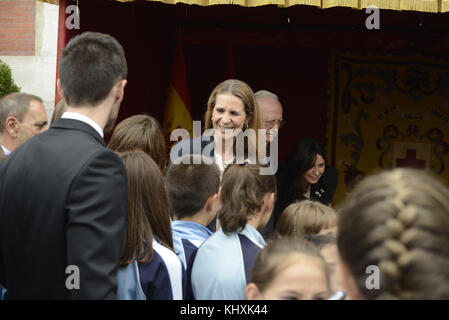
{"left": 328, "top": 52, "right": 449, "bottom": 206}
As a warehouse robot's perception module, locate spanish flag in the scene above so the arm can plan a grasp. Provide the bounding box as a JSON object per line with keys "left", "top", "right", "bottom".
{"left": 163, "top": 40, "right": 193, "bottom": 145}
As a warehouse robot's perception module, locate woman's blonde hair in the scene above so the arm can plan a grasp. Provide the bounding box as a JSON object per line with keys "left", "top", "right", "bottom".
{"left": 338, "top": 168, "right": 449, "bottom": 299}
{"left": 204, "top": 79, "right": 260, "bottom": 131}
{"left": 204, "top": 79, "right": 262, "bottom": 162}
{"left": 274, "top": 200, "right": 337, "bottom": 238}
{"left": 50, "top": 99, "right": 67, "bottom": 125}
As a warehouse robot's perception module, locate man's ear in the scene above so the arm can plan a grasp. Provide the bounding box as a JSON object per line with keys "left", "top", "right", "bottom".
{"left": 246, "top": 283, "right": 262, "bottom": 300}
{"left": 56, "top": 79, "right": 65, "bottom": 100}
{"left": 205, "top": 193, "right": 218, "bottom": 212}
{"left": 114, "top": 79, "right": 127, "bottom": 103}
{"left": 5, "top": 116, "right": 19, "bottom": 137}
{"left": 265, "top": 192, "right": 275, "bottom": 214}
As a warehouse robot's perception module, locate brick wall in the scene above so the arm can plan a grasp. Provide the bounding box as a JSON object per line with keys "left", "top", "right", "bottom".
{"left": 0, "top": 0, "right": 36, "bottom": 56}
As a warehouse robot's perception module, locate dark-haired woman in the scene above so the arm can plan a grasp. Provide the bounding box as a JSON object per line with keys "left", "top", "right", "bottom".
{"left": 273, "top": 138, "right": 338, "bottom": 231}
{"left": 190, "top": 164, "right": 276, "bottom": 299}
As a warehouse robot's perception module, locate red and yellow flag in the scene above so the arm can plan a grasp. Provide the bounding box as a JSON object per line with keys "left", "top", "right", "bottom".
{"left": 163, "top": 40, "right": 193, "bottom": 145}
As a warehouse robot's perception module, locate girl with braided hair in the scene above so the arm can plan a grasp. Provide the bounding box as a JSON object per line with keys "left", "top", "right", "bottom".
{"left": 338, "top": 168, "right": 449, "bottom": 300}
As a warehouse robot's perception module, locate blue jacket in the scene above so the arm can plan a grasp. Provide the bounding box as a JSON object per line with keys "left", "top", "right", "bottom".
{"left": 116, "top": 239, "right": 184, "bottom": 300}
{"left": 171, "top": 220, "right": 213, "bottom": 300}
{"left": 191, "top": 224, "right": 265, "bottom": 300}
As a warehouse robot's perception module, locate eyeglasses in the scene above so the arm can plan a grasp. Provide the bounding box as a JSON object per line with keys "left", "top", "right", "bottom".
{"left": 262, "top": 119, "right": 286, "bottom": 129}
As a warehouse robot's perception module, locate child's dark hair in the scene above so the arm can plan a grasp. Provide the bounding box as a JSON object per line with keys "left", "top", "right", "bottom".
{"left": 165, "top": 154, "right": 220, "bottom": 219}
{"left": 119, "top": 151, "right": 173, "bottom": 266}
{"left": 219, "top": 164, "right": 276, "bottom": 235}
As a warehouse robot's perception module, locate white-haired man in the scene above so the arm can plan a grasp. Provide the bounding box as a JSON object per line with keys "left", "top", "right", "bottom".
{"left": 255, "top": 90, "right": 284, "bottom": 240}
{"left": 255, "top": 90, "right": 284, "bottom": 145}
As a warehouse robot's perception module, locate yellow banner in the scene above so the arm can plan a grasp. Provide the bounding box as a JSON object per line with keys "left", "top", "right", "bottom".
{"left": 328, "top": 52, "right": 449, "bottom": 207}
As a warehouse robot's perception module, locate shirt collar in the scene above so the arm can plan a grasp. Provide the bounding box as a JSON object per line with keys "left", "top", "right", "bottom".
{"left": 1, "top": 145, "right": 11, "bottom": 155}
{"left": 61, "top": 112, "right": 104, "bottom": 138}
{"left": 171, "top": 220, "right": 213, "bottom": 239}
{"left": 240, "top": 224, "right": 266, "bottom": 248}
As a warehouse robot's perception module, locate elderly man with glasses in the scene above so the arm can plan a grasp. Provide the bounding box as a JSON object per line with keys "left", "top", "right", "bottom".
{"left": 255, "top": 90, "right": 284, "bottom": 145}
{"left": 255, "top": 90, "right": 284, "bottom": 240}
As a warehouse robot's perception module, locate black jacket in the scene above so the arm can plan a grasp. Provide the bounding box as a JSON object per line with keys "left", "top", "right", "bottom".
{"left": 261, "top": 163, "right": 338, "bottom": 240}
{"left": 0, "top": 118, "right": 127, "bottom": 299}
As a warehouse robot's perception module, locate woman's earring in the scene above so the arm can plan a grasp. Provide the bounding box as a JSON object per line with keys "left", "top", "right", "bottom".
{"left": 243, "top": 122, "right": 248, "bottom": 130}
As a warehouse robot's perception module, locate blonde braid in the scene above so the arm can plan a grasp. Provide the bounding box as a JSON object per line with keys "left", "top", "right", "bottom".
{"left": 377, "top": 185, "right": 417, "bottom": 299}
{"left": 338, "top": 168, "right": 449, "bottom": 300}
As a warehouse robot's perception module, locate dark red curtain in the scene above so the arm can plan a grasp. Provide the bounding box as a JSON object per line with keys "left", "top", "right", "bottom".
{"left": 55, "top": 0, "right": 449, "bottom": 161}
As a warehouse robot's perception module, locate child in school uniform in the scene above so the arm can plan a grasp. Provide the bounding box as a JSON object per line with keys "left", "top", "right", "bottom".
{"left": 166, "top": 154, "right": 220, "bottom": 269}
{"left": 191, "top": 164, "right": 276, "bottom": 300}
{"left": 116, "top": 151, "right": 184, "bottom": 300}
{"left": 165, "top": 154, "right": 221, "bottom": 299}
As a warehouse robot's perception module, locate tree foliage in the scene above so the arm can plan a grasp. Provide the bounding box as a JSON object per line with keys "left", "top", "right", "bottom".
{"left": 0, "top": 59, "right": 20, "bottom": 98}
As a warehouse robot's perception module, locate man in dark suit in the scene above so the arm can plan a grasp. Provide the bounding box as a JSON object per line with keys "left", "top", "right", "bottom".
{"left": 0, "top": 32, "right": 128, "bottom": 299}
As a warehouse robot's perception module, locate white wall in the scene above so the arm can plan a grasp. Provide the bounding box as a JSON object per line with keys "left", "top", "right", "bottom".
{"left": 0, "top": 1, "right": 59, "bottom": 122}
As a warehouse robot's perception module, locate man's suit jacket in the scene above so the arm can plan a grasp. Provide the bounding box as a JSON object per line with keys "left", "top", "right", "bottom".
{"left": 0, "top": 118, "right": 127, "bottom": 299}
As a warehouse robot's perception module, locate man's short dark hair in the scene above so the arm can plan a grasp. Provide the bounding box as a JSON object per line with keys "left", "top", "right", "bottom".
{"left": 0, "top": 93, "right": 43, "bottom": 132}
{"left": 165, "top": 155, "right": 220, "bottom": 219}
{"left": 58, "top": 32, "right": 127, "bottom": 106}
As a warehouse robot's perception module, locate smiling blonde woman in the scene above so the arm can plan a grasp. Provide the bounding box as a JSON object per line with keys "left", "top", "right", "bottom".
{"left": 203, "top": 79, "right": 262, "bottom": 174}
{"left": 169, "top": 79, "right": 263, "bottom": 232}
